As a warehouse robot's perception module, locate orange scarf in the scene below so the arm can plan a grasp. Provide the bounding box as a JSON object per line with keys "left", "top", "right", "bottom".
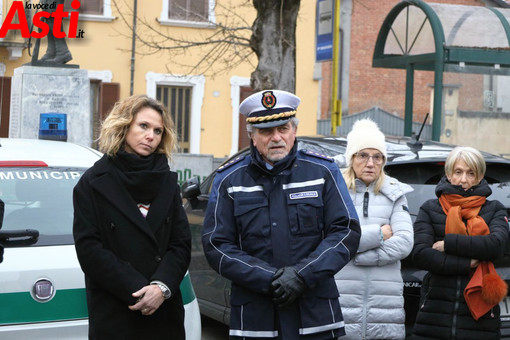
{"left": 439, "top": 194, "right": 507, "bottom": 320}
{"left": 439, "top": 194, "right": 487, "bottom": 236}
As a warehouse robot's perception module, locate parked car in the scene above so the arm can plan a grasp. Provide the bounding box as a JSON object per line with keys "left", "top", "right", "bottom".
{"left": 0, "top": 138, "right": 201, "bottom": 340}
{"left": 183, "top": 135, "right": 510, "bottom": 338}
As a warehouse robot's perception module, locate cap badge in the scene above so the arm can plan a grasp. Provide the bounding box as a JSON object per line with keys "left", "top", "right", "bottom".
{"left": 261, "top": 91, "right": 277, "bottom": 109}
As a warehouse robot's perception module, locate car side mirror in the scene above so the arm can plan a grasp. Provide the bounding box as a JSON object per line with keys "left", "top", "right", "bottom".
{"left": 0, "top": 229, "right": 39, "bottom": 247}
{"left": 182, "top": 176, "right": 201, "bottom": 199}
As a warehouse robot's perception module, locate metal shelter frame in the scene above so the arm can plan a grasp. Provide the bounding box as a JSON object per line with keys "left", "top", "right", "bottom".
{"left": 372, "top": 0, "right": 510, "bottom": 140}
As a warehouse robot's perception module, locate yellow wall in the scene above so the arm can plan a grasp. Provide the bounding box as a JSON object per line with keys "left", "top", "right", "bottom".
{"left": 0, "top": 0, "right": 319, "bottom": 158}
{"left": 295, "top": 2, "right": 320, "bottom": 140}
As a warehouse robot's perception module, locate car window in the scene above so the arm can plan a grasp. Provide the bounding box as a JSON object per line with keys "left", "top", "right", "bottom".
{"left": 487, "top": 182, "right": 510, "bottom": 216}
{"left": 485, "top": 163, "right": 510, "bottom": 183}
{"left": 201, "top": 172, "right": 216, "bottom": 196}
{"left": 403, "top": 184, "right": 438, "bottom": 220}
{"left": 0, "top": 167, "right": 85, "bottom": 247}
{"left": 297, "top": 139, "right": 345, "bottom": 157}
{"left": 385, "top": 162, "right": 445, "bottom": 185}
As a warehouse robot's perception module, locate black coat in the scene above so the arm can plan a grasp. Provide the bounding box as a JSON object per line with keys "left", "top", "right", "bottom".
{"left": 73, "top": 155, "right": 191, "bottom": 340}
{"left": 411, "top": 177, "right": 509, "bottom": 340}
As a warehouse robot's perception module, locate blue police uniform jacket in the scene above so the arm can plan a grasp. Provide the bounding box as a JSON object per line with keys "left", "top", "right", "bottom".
{"left": 203, "top": 142, "right": 361, "bottom": 339}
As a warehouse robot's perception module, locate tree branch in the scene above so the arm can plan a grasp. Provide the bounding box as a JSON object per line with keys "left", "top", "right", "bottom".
{"left": 111, "top": 0, "right": 255, "bottom": 76}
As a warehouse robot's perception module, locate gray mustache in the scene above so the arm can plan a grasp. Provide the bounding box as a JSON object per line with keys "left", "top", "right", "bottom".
{"left": 268, "top": 142, "right": 286, "bottom": 148}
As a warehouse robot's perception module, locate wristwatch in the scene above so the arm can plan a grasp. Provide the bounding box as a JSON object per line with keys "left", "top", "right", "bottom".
{"left": 156, "top": 283, "right": 171, "bottom": 299}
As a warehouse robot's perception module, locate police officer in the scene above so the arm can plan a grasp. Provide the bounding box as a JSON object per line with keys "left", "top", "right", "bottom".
{"left": 202, "top": 90, "right": 361, "bottom": 340}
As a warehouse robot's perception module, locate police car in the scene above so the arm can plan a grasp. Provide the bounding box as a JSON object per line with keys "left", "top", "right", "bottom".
{"left": 0, "top": 138, "right": 201, "bottom": 340}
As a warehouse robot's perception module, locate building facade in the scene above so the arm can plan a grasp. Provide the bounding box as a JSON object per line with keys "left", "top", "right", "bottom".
{"left": 0, "top": 0, "right": 320, "bottom": 158}
{"left": 1, "top": 0, "right": 508, "bottom": 157}
{"left": 319, "top": 0, "right": 510, "bottom": 156}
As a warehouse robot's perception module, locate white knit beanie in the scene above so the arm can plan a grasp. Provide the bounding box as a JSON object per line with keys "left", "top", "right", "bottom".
{"left": 345, "top": 118, "right": 387, "bottom": 166}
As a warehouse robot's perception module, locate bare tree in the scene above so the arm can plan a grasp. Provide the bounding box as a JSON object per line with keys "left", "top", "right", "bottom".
{"left": 112, "top": 0, "right": 301, "bottom": 92}
{"left": 250, "top": 0, "right": 300, "bottom": 92}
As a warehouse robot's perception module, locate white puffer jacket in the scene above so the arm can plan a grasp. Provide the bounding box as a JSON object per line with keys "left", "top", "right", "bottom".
{"left": 334, "top": 175, "right": 414, "bottom": 340}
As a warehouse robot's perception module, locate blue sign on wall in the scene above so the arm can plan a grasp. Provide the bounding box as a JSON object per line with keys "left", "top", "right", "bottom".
{"left": 39, "top": 113, "right": 67, "bottom": 141}
{"left": 316, "top": 0, "right": 335, "bottom": 62}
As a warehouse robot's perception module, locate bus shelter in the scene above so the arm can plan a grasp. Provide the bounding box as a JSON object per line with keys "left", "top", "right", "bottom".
{"left": 373, "top": 0, "right": 510, "bottom": 140}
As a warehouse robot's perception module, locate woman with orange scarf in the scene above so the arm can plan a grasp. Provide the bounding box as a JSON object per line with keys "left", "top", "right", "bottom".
{"left": 411, "top": 146, "right": 509, "bottom": 339}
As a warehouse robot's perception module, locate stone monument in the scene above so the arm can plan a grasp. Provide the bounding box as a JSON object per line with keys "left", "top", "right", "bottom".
{"left": 9, "top": 67, "right": 90, "bottom": 145}
{"left": 9, "top": 0, "right": 92, "bottom": 146}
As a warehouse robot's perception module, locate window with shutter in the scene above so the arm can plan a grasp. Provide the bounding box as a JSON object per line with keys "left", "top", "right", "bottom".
{"left": 157, "top": 85, "right": 192, "bottom": 153}
{"left": 63, "top": 0, "right": 113, "bottom": 21}
{"left": 168, "top": 0, "right": 209, "bottom": 22}
{"left": 64, "top": 0, "right": 103, "bottom": 15}
{"left": 238, "top": 86, "right": 254, "bottom": 151}
{"left": 0, "top": 77, "right": 11, "bottom": 138}
{"left": 90, "top": 81, "right": 119, "bottom": 150}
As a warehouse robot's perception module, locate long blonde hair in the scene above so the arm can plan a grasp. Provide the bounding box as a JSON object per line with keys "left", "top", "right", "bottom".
{"left": 98, "top": 95, "right": 177, "bottom": 159}
{"left": 342, "top": 156, "right": 386, "bottom": 194}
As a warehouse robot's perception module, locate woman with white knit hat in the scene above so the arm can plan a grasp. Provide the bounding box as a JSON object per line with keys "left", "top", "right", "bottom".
{"left": 334, "top": 118, "right": 414, "bottom": 339}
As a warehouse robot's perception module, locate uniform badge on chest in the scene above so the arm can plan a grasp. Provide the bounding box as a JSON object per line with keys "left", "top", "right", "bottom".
{"left": 289, "top": 191, "right": 318, "bottom": 200}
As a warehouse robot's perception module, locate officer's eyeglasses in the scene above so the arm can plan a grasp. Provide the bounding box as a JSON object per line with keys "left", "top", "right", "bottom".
{"left": 354, "top": 152, "right": 385, "bottom": 164}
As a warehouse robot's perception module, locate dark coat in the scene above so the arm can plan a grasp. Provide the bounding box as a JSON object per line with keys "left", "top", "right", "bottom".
{"left": 73, "top": 155, "right": 191, "bottom": 340}
{"left": 203, "top": 145, "right": 361, "bottom": 339}
{"left": 411, "top": 177, "right": 509, "bottom": 340}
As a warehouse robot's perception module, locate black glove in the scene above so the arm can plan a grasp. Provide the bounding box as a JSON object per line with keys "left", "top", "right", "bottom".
{"left": 270, "top": 267, "right": 306, "bottom": 307}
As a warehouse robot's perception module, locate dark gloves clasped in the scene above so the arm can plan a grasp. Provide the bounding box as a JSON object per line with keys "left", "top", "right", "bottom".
{"left": 270, "top": 267, "right": 306, "bottom": 308}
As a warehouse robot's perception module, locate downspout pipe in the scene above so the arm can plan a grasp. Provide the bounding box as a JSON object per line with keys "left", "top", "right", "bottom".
{"left": 130, "top": 0, "right": 138, "bottom": 96}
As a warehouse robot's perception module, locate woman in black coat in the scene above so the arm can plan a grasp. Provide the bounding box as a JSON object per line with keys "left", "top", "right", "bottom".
{"left": 73, "top": 95, "right": 191, "bottom": 340}
{"left": 411, "top": 146, "right": 509, "bottom": 339}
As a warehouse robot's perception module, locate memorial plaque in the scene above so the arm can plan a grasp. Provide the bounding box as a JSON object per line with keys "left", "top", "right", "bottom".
{"left": 9, "top": 66, "right": 91, "bottom": 146}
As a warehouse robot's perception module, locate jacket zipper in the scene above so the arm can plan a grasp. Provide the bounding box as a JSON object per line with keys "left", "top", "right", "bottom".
{"left": 360, "top": 186, "right": 369, "bottom": 339}
{"left": 451, "top": 276, "right": 461, "bottom": 339}
{"left": 361, "top": 268, "right": 370, "bottom": 340}
{"left": 363, "top": 188, "right": 369, "bottom": 217}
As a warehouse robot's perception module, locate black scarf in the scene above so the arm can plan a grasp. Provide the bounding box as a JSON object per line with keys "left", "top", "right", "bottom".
{"left": 110, "top": 150, "right": 169, "bottom": 204}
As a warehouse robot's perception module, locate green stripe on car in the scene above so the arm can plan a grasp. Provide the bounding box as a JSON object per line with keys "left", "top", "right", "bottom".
{"left": 0, "top": 275, "right": 195, "bottom": 325}
{"left": 180, "top": 272, "right": 196, "bottom": 305}
{"left": 0, "top": 288, "right": 88, "bottom": 325}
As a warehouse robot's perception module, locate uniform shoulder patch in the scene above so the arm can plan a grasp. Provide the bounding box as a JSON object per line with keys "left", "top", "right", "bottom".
{"left": 300, "top": 149, "right": 334, "bottom": 162}
{"left": 217, "top": 155, "right": 246, "bottom": 172}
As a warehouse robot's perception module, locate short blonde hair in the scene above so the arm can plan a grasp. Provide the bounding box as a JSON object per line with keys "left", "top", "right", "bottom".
{"left": 342, "top": 155, "right": 386, "bottom": 194}
{"left": 445, "top": 146, "right": 486, "bottom": 183}
{"left": 98, "top": 95, "right": 177, "bottom": 159}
